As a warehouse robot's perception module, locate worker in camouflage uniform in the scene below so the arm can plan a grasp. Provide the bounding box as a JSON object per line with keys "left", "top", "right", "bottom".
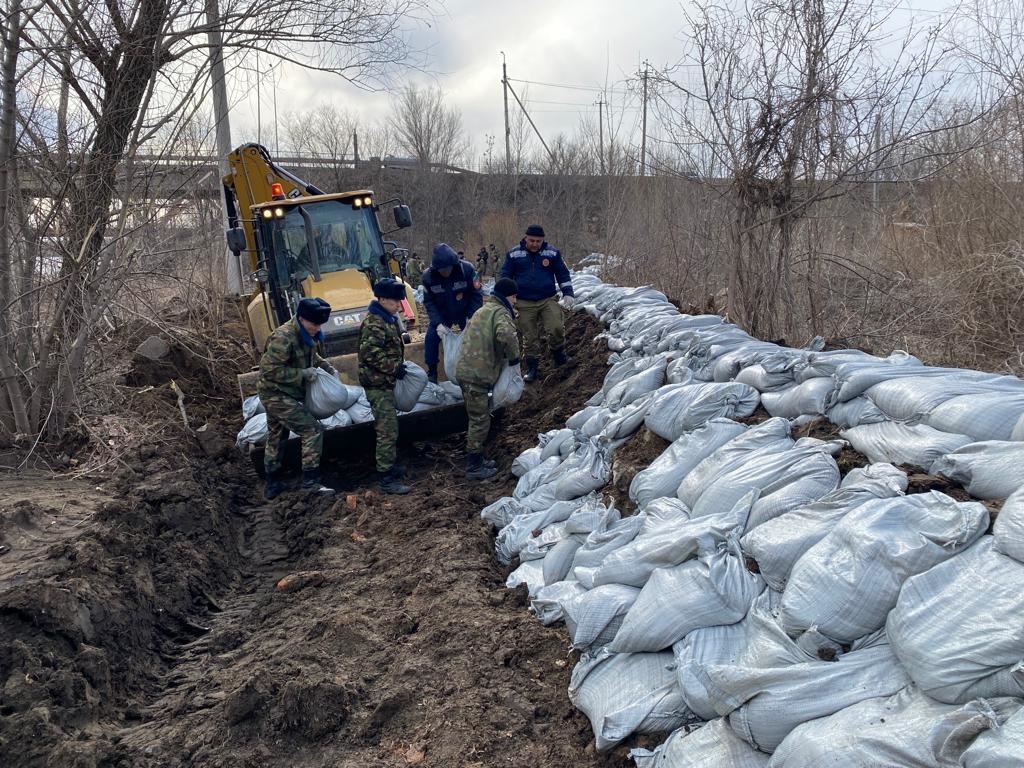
{"left": 500, "top": 224, "right": 574, "bottom": 383}
{"left": 358, "top": 278, "right": 411, "bottom": 495}
{"left": 405, "top": 253, "right": 423, "bottom": 288}
{"left": 455, "top": 278, "right": 520, "bottom": 481}
{"left": 258, "top": 297, "right": 337, "bottom": 499}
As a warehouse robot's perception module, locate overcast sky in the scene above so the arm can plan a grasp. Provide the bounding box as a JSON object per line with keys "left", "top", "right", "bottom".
{"left": 228, "top": 0, "right": 957, "bottom": 159}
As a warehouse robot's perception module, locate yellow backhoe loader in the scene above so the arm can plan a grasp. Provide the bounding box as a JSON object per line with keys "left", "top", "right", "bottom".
{"left": 225, "top": 144, "right": 466, "bottom": 468}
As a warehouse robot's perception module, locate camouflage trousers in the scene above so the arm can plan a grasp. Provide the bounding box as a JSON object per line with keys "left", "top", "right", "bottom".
{"left": 516, "top": 296, "right": 565, "bottom": 358}
{"left": 263, "top": 394, "right": 323, "bottom": 474}
{"left": 463, "top": 383, "right": 492, "bottom": 454}
{"left": 365, "top": 387, "right": 398, "bottom": 472}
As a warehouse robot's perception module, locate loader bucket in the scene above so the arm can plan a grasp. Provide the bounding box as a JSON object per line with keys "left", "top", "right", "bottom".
{"left": 237, "top": 340, "right": 468, "bottom": 474}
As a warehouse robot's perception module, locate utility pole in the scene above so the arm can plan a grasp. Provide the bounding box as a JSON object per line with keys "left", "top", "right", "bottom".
{"left": 353, "top": 130, "right": 359, "bottom": 167}
{"left": 501, "top": 52, "right": 511, "bottom": 175}
{"left": 597, "top": 96, "right": 605, "bottom": 175}
{"left": 205, "top": 0, "right": 240, "bottom": 294}
{"left": 640, "top": 60, "right": 649, "bottom": 177}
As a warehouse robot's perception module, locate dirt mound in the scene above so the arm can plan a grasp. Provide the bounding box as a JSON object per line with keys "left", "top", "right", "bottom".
{"left": 0, "top": 311, "right": 632, "bottom": 768}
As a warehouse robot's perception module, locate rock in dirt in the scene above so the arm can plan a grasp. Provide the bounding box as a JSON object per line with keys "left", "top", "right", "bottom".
{"left": 275, "top": 571, "right": 326, "bottom": 593}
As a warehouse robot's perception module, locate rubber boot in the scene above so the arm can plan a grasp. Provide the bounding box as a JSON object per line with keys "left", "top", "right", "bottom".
{"left": 523, "top": 357, "right": 540, "bottom": 383}
{"left": 466, "top": 453, "right": 498, "bottom": 481}
{"left": 301, "top": 469, "right": 335, "bottom": 494}
{"left": 264, "top": 471, "right": 287, "bottom": 501}
{"left": 379, "top": 467, "right": 411, "bottom": 495}
{"left": 427, "top": 366, "right": 438, "bottom": 384}
{"left": 481, "top": 455, "right": 497, "bottom": 469}
{"left": 552, "top": 347, "right": 570, "bottom": 366}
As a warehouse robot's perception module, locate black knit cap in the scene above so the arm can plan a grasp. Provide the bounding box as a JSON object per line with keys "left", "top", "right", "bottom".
{"left": 296, "top": 297, "right": 331, "bottom": 324}
{"left": 525, "top": 224, "right": 545, "bottom": 238}
{"left": 493, "top": 278, "right": 518, "bottom": 298}
{"left": 373, "top": 278, "right": 406, "bottom": 300}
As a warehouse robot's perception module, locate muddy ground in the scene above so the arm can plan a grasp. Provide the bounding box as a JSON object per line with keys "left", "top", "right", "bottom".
{"left": 0, "top": 312, "right": 659, "bottom": 768}
{"left": 0, "top": 309, "right": 1000, "bottom": 768}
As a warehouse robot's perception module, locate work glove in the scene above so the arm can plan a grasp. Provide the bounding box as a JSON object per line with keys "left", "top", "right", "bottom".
{"left": 393, "top": 363, "right": 407, "bottom": 380}
{"left": 301, "top": 367, "right": 319, "bottom": 382}
{"left": 558, "top": 295, "right": 575, "bottom": 311}
{"left": 437, "top": 324, "right": 449, "bottom": 338}
{"left": 318, "top": 362, "right": 337, "bottom": 375}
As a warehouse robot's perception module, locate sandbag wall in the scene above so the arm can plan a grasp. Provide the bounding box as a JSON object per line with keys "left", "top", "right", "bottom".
{"left": 484, "top": 272, "right": 1024, "bottom": 765}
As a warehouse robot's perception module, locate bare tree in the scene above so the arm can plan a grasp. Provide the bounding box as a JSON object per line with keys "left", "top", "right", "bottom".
{"left": 0, "top": 0, "right": 439, "bottom": 438}
{"left": 391, "top": 84, "right": 467, "bottom": 169}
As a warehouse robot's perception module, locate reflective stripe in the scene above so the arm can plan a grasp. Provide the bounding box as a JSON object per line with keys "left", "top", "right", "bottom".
{"left": 559, "top": 281, "right": 573, "bottom": 288}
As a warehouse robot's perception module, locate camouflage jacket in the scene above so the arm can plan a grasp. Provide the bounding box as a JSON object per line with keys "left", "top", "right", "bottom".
{"left": 358, "top": 301, "right": 405, "bottom": 389}
{"left": 257, "top": 318, "right": 327, "bottom": 402}
{"left": 455, "top": 295, "right": 520, "bottom": 387}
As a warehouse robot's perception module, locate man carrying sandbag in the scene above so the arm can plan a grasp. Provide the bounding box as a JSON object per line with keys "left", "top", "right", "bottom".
{"left": 258, "top": 297, "right": 337, "bottom": 499}
{"left": 421, "top": 243, "right": 483, "bottom": 383}
{"left": 358, "top": 278, "right": 412, "bottom": 495}
{"left": 456, "top": 278, "right": 521, "bottom": 481}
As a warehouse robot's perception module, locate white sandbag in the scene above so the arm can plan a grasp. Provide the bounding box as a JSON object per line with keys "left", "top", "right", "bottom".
{"left": 493, "top": 362, "right": 524, "bottom": 408}
{"left": 609, "top": 539, "right": 765, "bottom": 653}
{"left": 688, "top": 439, "right": 840, "bottom": 531}
{"left": 887, "top": 536, "right": 1024, "bottom": 703}
{"left": 513, "top": 455, "right": 562, "bottom": 499}
{"left": 518, "top": 521, "right": 570, "bottom": 562}
{"left": 644, "top": 382, "right": 760, "bottom": 442}
{"left": 735, "top": 363, "right": 797, "bottom": 393}
{"left": 665, "top": 357, "right": 694, "bottom": 385}
{"left": 547, "top": 439, "right": 612, "bottom": 501}
{"left": 600, "top": 392, "right": 656, "bottom": 442}
{"left": 540, "top": 428, "right": 576, "bottom": 460}
{"left": 494, "top": 498, "right": 584, "bottom": 565}
{"left": 567, "top": 405, "right": 602, "bottom": 430}
{"left": 841, "top": 422, "right": 973, "bottom": 469}
{"left": 961, "top": 705, "right": 1024, "bottom": 768}
{"left": 318, "top": 408, "right": 352, "bottom": 429}
{"left": 825, "top": 395, "right": 887, "bottom": 428}
{"left": 927, "top": 391, "right": 1024, "bottom": 442}
{"left": 930, "top": 440, "right": 1024, "bottom": 500}
{"left": 770, "top": 685, "right": 1021, "bottom": 768}
{"left": 505, "top": 559, "right": 545, "bottom": 597}
{"left": 393, "top": 361, "right": 429, "bottom": 412}
{"left": 543, "top": 536, "right": 586, "bottom": 585}
{"left": 631, "top": 718, "right": 770, "bottom": 768}
{"left": 569, "top": 649, "right": 691, "bottom": 751}
{"left": 779, "top": 492, "right": 988, "bottom": 643}
{"left": 572, "top": 514, "right": 648, "bottom": 584}
{"left": 865, "top": 374, "right": 1023, "bottom": 423}
{"left": 416, "top": 381, "right": 448, "bottom": 406}
{"left": 236, "top": 413, "right": 268, "bottom": 447}
{"left": 530, "top": 580, "right": 586, "bottom": 625}
{"left": 581, "top": 407, "right": 614, "bottom": 437}
{"left": 510, "top": 446, "right": 543, "bottom": 477}
{"left": 673, "top": 617, "right": 754, "bottom": 722}
{"left": 704, "top": 595, "right": 911, "bottom": 752}
{"left": 306, "top": 368, "right": 361, "bottom": 418}
{"left": 591, "top": 493, "right": 754, "bottom": 589}
{"left": 563, "top": 584, "right": 641, "bottom": 649}
{"left": 994, "top": 486, "right": 1024, "bottom": 562}
{"left": 760, "top": 377, "right": 836, "bottom": 419}
{"left": 437, "top": 379, "right": 463, "bottom": 401}
{"left": 676, "top": 418, "right": 793, "bottom": 508}
{"left": 242, "top": 395, "right": 264, "bottom": 419}
{"left": 439, "top": 327, "right": 463, "bottom": 386}
{"left": 603, "top": 359, "right": 668, "bottom": 410}
{"left": 741, "top": 463, "right": 908, "bottom": 591}
{"left": 629, "top": 419, "right": 747, "bottom": 507}
{"left": 345, "top": 393, "right": 374, "bottom": 423}
{"left": 638, "top": 497, "right": 691, "bottom": 535}
{"left": 793, "top": 348, "right": 888, "bottom": 383}
{"left": 480, "top": 495, "right": 527, "bottom": 528}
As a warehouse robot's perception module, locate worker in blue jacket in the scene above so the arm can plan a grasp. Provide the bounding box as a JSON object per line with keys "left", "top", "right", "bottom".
{"left": 421, "top": 243, "right": 483, "bottom": 383}
{"left": 500, "top": 224, "right": 574, "bottom": 382}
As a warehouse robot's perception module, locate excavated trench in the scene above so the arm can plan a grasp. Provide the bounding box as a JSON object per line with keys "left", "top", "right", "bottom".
{"left": 0, "top": 313, "right": 644, "bottom": 768}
